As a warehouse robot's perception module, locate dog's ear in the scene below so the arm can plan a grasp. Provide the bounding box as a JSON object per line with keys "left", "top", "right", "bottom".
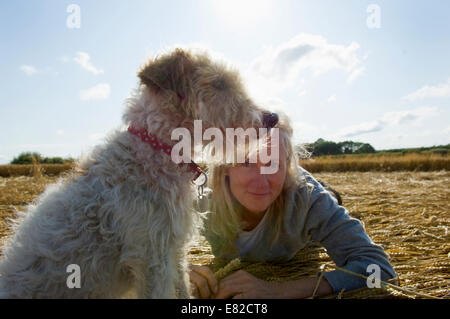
{"left": 138, "top": 49, "right": 194, "bottom": 104}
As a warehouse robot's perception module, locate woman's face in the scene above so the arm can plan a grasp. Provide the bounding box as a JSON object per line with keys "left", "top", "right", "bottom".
{"left": 227, "top": 144, "right": 287, "bottom": 214}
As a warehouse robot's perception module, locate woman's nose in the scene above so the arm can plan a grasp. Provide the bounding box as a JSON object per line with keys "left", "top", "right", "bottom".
{"left": 249, "top": 167, "right": 270, "bottom": 187}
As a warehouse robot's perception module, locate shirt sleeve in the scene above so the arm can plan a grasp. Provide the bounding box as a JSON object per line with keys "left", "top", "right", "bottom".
{"left": 302, "top": 170, "right": 397, "bottom": 293}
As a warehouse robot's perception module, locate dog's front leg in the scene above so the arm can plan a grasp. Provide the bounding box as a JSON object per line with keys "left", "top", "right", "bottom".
{"left": 175, "top": 269, "right": 191, "bottom": 299}
{"left": 173, "top": 248, "right": 191, "bottom": 299}
{"left": 134, "top": 256, "right": 177, "bottom": 299}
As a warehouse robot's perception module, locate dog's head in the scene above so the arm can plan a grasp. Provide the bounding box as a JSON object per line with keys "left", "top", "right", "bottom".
{"left": 137, "top": 48, "right": 264, "bottom": 131}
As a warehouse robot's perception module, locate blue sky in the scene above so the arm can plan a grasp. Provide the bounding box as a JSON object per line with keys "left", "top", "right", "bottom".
{"left": 1, "top": 0, "right": 449, "bottom": 164}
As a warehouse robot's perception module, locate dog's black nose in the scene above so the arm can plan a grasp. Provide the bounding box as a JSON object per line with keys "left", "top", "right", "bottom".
{"left": 262, "top": 112, "right": 279, "bottom": 129}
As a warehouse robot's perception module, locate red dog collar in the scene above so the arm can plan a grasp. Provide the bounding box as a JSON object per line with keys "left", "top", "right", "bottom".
{"left": 127, "top": 126, "right": 205, "bottom": 185}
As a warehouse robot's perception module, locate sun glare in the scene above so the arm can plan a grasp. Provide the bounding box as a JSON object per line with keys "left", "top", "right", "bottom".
{"left": 211, "top": 0, "right": 273, "bottom": 28}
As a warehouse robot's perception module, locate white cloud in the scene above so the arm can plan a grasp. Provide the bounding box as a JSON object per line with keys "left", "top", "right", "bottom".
{"left": 336, "top": 120, "right": 384, "bottom": 138}
{"left": 404, "top": 78, "right": 450, "bottom": 101}
{"left": 381, "top": 106, "right": 438, "bottom": 125}
{"left": 20, "top": 65, "right": 59, "bottom": 77}
{"left": 347, "top": 67, "right": 365, "bottom": 83}
{"left": 56, "top": 130, "right": 64, "bottom": 135}
{"left": 19, "top": 65, "right": 37, "bottom": 76}
{"left": 74, "top": 52, "right": 104, "bottom": 75}
{"left": 241, "top": 33, "right": 366, "bottom": 107}
{"left": 327, "top": 94, "right": 337, "bottom": 103}
{"left": 80, "top": 83, "right": 110, "bottom": 101}
{"left": 249, "top": 33, "right": 365, "bottom": 84}
{"left": 336, "top": 106, "right": 439, "bottom": 138}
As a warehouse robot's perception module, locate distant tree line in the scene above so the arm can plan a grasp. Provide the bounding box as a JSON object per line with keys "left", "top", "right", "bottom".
{"left": 300, "top": 138, "right": 376, "bottom": 157}
{"left": 10, "top": 152, "right": 74, "bottom": 164}
{"left": 8, "top": 142, "right": 449, "bottom": 164}
{"left": 377, "top": 144, "right": 449, "bottom": 155}
{"left": 298, "top": 139, "right": 450, "bottom": 157}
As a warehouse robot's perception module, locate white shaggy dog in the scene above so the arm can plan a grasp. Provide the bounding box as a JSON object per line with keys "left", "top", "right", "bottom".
{"left": 0, "top": 48, "right": 263, "bottom": 298}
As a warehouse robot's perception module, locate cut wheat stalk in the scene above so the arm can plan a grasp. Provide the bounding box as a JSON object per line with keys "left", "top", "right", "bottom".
{"left": 214, "top": 258, "right": 241, "bottom": 281}
{"left": 326, "top": 264, "right": 442, "bottom": 299}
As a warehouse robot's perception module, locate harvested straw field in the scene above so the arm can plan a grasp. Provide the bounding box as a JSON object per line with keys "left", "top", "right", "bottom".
{"left": 299, "top": 153, "right": 449, "bottom": 173}
{"left": 189, "top": 170, "right": 450, "bottom": 299}
{"left": 1, "top": 153, "right": 449, "bottom": 177}
{"left": 0, "top": 163, "right": 72, "bottom": 178}
{"left": 0, "top": 170, "right": 449, "bottom": 299}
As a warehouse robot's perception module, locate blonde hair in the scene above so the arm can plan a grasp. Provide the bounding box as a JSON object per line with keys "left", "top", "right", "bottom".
{"left": 203, "top": 114, "right": 309, "bottom": 260}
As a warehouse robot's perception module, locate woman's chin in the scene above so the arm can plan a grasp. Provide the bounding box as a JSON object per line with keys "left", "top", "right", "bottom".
{"left": 244, "top": 202, "right": 271, "bottom": 214}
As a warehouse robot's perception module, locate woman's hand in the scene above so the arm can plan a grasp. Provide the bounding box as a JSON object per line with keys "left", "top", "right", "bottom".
{"left": 214, "top": 270, "right": 280, "bottom": 299}
{"left": 215, "top": 269, "right": 334, "bottom": 299}
{"left": 189, "top": 264, "right": 218, "bottom": 299}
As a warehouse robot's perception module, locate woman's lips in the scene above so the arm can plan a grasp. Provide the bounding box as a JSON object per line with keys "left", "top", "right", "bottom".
{"left": 248, "top": 191, "right": 270, "bottom": 196}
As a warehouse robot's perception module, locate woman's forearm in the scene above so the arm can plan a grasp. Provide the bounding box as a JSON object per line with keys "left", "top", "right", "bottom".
{"left": 270, "top": 275, "right": 334, "bottom": 299}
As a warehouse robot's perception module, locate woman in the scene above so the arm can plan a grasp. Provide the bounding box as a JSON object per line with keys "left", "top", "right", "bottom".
{"left": 189, "top": 115, "right": 397, "bottom": 299}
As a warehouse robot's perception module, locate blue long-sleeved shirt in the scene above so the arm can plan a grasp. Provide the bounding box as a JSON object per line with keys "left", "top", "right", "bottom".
{"left": 207, "top": 166, "right": 397, "bottom": 293}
